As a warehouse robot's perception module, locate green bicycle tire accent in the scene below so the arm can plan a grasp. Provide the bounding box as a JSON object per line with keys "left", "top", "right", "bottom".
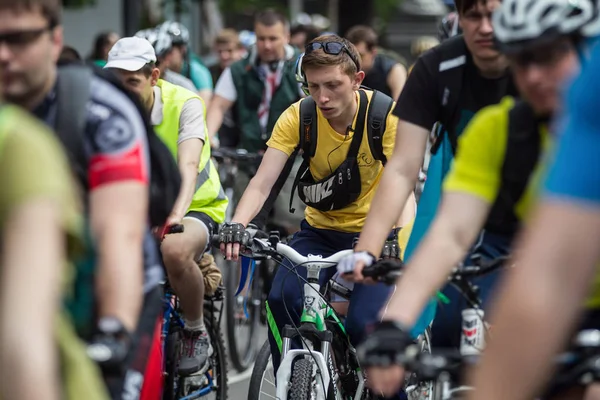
{"left": 265, "top": 301, "right": 282, "bottom": 352}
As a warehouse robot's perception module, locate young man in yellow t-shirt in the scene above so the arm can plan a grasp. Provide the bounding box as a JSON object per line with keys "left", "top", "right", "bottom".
{"left": 217, "top": 35, "right": 414, "bottom": 376}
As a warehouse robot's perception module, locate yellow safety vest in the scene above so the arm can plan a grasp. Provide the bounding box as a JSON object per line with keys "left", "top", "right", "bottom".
{"left": 154, "top": 80, "right": 227, "bottom": 223}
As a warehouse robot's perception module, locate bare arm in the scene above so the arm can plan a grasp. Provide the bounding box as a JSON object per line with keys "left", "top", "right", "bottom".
{"left": 469, "top": 202, "right": 600, "bottom": 400}
{"left": 198, "top": 89, "right": 213, "bottom": 108}
{"left": 355, "top": 120, "right": 428, "bottom": 256}
{"left": 0, "top": 200, "right": 62, "bottom": 400}
{"left": 206, "top": 94, "right": 234, "bottom": 147}
{"left": 91, "top": 182, "right": 147, "bottom": 333}
{"left": 387, "top": 64, "right": 408, "bottom": 101}
{"left": 396, "top": 191, "right": 417, "bottom": 228}
{"left": 169, "top": 139, "right": 203, "bottom": 221}
{"left": 384, "top": 192, "right": 491, "bottom": 325}
{"left": 231, "top": 147, "right": 290, "bottom": 227}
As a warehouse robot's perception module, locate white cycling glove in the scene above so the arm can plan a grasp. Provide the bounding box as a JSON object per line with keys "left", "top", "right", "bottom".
{"left": 337, "top": 251, "right": 377, "bottom": 275}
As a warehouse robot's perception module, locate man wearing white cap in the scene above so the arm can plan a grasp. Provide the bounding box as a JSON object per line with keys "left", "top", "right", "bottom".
{"left": 106, "top": 37, "right": 228, "bottom": 375}
{"left": 134, "top": 28, "right": 199, "bottom": 95}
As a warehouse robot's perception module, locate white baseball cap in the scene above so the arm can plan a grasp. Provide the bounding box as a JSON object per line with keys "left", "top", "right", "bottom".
{"left": 105, "top": 37, "right": 157, "bottom": 71}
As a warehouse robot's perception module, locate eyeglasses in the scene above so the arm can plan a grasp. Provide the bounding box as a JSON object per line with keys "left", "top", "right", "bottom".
{"left": 305, "top": 41, "right": 361, "bottom": 71}
{"left": 0, "top": 25, "right": 55, "bottom": 53}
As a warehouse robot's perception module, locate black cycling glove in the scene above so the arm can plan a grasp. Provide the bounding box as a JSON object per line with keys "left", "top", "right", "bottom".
{"left": 87, "top": 317, "right": 132, "bottom": 374}
{"left": 357, "top": 320, "right": 413, "bottom": 368}
{"left": 219, "top": 222, "right": 249, "bottom": 245}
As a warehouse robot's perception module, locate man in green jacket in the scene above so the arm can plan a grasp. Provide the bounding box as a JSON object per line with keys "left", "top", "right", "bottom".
{"left": 206, "top": 8, "right": 302, "bottom": 229}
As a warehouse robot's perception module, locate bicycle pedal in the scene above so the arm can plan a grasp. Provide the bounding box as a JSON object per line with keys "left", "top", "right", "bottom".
{"left": 186, "top": 374, "right": 208, "bottom": 388}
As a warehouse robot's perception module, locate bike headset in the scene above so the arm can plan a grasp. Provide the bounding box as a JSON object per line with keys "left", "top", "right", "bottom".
{"left": 438, "top": 11, "right": 462, "bottom": 42}
{"left": 293, "top": 38, "right": 375, "bottom": 213}
{"left": 492, "top": 0, "right": 600, "bottom": 67}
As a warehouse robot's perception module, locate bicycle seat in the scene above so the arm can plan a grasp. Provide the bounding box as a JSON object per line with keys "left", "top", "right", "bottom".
{"left": 205, "top": 284, "right": 225, "bottom": 302}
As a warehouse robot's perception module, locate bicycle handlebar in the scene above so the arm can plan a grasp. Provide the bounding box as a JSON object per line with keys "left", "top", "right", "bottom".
{"left": 403, "top": 329, "right": 600, "bottom": 390}
{"left": 211, "top": 147, "right": 262, "bottom": 163}
{"left": 370, "top": 255, "right": 510, "bottom": 283}
{"left": 211, "top": 234, "right": 400, "bottom": 284}
{"left": 452, "top": 255, "right": 510, "bottom": 278}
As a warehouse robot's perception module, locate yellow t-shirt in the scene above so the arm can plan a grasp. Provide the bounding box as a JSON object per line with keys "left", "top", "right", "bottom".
{"left": 267, "top": 90, "right": 398, "bottom": 233}
{"left": 442, "top": 96, "right": 600, "bottom": 309}
{"left": 443, "top": 96, "right": 551, "bottom": 220}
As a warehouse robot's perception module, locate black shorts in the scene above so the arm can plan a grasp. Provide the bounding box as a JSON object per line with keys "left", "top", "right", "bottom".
{"left": 183, "top": 211, "right": 217, "bottom": 252}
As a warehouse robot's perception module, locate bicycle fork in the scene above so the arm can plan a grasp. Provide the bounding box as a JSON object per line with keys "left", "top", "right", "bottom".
{"left": 276, "top": 265, "right": 332, "bottom": 400}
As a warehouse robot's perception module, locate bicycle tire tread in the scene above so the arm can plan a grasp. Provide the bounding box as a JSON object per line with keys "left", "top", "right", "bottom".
{"left": 289, "top": 358, "right": 314, "bottom": 400}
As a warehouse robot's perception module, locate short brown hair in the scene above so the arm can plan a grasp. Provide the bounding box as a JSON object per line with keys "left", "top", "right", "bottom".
{"left": 345, "top": 25, "right": 378, "bottom": 51}
{"left": 140, "top": 62, "right": 156, "bottom": 78}
{"left": 302, "top": 34, "right": 361, "bottom": 77}
{"left": 215, "top": 28, "right": 242, "bottom": 49}
{"left": 254, "top": 8, "right": 289, "bottom": 31}
{"left": 0, "top": 0, "right": 61, "bottom": 26}
{"left": 454, "top": 0, "right": 487, "bottom": 15}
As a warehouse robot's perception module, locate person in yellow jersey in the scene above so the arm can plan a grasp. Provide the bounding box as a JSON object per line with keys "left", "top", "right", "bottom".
{"left": 105, "top": 36, "right": 227, "bottom": 375}
{"left": 0, "top": 104, "right": 108, "bottom": 400}
{"left": 217, "top": 34, "right": 414, "bottom": 383}
{"left": 353, "top": 0, "right": 600, "bottom": 397}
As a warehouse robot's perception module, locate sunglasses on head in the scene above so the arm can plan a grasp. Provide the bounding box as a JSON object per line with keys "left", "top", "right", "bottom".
{"left": 305, "top": 41, "right": 360, "bottom": 71}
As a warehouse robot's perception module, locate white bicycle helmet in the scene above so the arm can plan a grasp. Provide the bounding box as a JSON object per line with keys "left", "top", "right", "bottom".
{"left": 136, "top": 28, "right": 172, "bottom": 58}
{"left": 239, "top": 30, "right": 257, "bottom": 49}
{"left": 493, "top": 0, "right": 597, "bottom": 52}
{"left": 159, "top": 20, "right": 190, "bottom": 45}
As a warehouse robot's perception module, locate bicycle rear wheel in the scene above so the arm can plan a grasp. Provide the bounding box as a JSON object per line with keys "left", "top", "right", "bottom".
{"left": 162, "top": 329, "right": 181, "bottom": 400}
{"left": 224, "top": 258, "right": 261, "bottom": 372}
{"left": 248, "top": 340, "right": 276, "bottom": 400}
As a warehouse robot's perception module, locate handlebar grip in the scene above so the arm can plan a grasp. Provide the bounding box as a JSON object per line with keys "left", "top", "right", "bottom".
{"left": 210, "top": 234, "right": 222, "bottom": 248}
{"left": 362, "top": 259, "right": 403, "bottom": 285}
{"left": 168, "top": 224, "right": 184, "bottom": 234}
{"left": 159, "top": 223, "right": 184, "bottom": 238}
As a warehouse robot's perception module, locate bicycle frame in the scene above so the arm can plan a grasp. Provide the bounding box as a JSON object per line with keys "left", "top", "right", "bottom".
{"left": 161, "top": 287, "right": 216, "bottom": 399}
{"left": 276, "top": 259, "right": 366, "bottom": 400}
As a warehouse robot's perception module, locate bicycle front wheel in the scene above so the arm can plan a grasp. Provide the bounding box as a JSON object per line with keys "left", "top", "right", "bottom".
{"left": 248, "top": 340, "right": 276, "bottom": 400}
{"left": 288, "top": 358, "right": 316, "bottom": 400}
{"left": 225, "top": 258, "right": 262, "bottom": 372}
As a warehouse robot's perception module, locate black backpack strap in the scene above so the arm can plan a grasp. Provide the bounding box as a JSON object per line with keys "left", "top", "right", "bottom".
{"left": 298, "top": 96, "right": 318, "bottom": 158}
{"left": 431, "top": 35, "right": 468, "bottom": 156}
{"left": 502, "top": 100, "right": 541, "bottom": 202}
{"left": 485, "top": 100, "right": 541, "bottom": 235}
{"left": 56, "top": 65, "right": 92, "bottom": 187}
{"left": 290, "top": 97, "right": 318, "bottom": 213}
{"left": 366, "top": 90, "right": 394, "bottom": 165}
{"left": 347, "top": 90, "right": 370, "bottom": 158}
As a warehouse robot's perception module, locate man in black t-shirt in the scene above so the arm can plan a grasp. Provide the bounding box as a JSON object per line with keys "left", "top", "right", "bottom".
{"left": 341, "top": 0, "right": 519, "bottom": 348}
{"left": 345, "top": 25, "right": 408, "bottom": 100}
